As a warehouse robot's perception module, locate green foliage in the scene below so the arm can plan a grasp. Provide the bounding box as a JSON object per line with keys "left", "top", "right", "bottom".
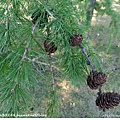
{"left": 47, "top": 91, "right": 59, "bottom": 117}
{"left": 0, "top": 0, "right": 120, "bottom": 117}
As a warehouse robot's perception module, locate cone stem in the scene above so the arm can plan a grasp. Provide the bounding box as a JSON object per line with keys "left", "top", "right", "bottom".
{"left": 98, "top": 86, "right": 102, "bottom": 96}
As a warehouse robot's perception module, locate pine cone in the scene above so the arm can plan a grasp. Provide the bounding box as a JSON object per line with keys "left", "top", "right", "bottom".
{"left": 87, "top": 72, "right": 107, "bottom": 90}
{"left": 44, "top": 40, "right": 57, "bottom": 54}
{"left": 69, "top": 34, "right": 83, "bottom": 46}
{"left": 96, "top": 92, "right": 120, "bottom": 112}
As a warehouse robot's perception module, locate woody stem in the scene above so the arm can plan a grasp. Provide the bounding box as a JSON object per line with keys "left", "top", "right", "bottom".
{"left": 79, "top": 44, "right": 96, "bottom": 73}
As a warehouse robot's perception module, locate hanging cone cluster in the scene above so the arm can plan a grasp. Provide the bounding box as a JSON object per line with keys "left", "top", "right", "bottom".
{"left": 96, "top": 92, "right": 120, "bottom": 112}
{"left": 87, "top": 72, "right": 107, "bottom": 89}
{"left": 69, "top": 34, "right": 83, "bottom": 46}
{"left": 44, "top": 40, "right": 57, "bottom": 54}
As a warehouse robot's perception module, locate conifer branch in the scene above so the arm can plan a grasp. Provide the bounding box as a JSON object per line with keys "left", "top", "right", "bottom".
{"left": 22, "top": 19, "right": 39, "bottom": 61}
{"left": 26, "top": 57, "right": 60, "bottom": 71}
{"left": 46, "top": 9, "right": 55, "bottom": 19}
{"left": 32, "top": 21, "right": 39, "bottom": 37}
{"left": 21, "top": 47, "right": 30, "bottom": 61}
{"left": 79, "top": 44, "right": 96, "bottom": 73}
{"left": 2, "top": 4, "right": 11, "bottom": 54}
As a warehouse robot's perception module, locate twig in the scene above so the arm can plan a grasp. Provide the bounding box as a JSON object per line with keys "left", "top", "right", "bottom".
{"left": 21, "top": 16, "right": 39, "bottom": 61}
{"left": 46, "top": 9, "right": 55, "bottom": 19}
{"left": 79, "top": 44, "right": 96, "bottom": 73}
{"left": 21, "top": 47, "right": 30, "bottom": 61}
{"left": 26, "top": 57, "right": 60, "bottom": 71}
{"left": 32, "top": 21, "right": 39, "bottom": 37}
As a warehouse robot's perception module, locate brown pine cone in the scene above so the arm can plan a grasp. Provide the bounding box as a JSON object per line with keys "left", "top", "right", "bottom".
{"left": 69, "top": 34, "right": 83, "bottom": 46}
{"left": 87, "top": 72, "right": 107, "bottom": 90}
{"left": 44, "top": 40, "right": 57, "bottom": 54}
{"left": 96, "top": 92, "right": 120, "bottom": 112}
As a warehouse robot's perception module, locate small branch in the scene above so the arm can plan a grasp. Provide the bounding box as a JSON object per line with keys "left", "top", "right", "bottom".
{"left": 21, "top": 16, "right": 39, "bottom": 61}
{"left": 21, "top": 47, "right": 30, "bottom": 61}
{"left": 8, "top": 49, "right": 60, "bottom": 71}
{"left": 32, "top": 21, "right": 39, "bottom": 37}
{"left": 26, "top": 57, "right": 60, "bottom": 71}
{"left": 46, "top": 9, "right": 55, "bottom": 19}
{"left": 79, "top": 44, "right": 96, "bottom": 73}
